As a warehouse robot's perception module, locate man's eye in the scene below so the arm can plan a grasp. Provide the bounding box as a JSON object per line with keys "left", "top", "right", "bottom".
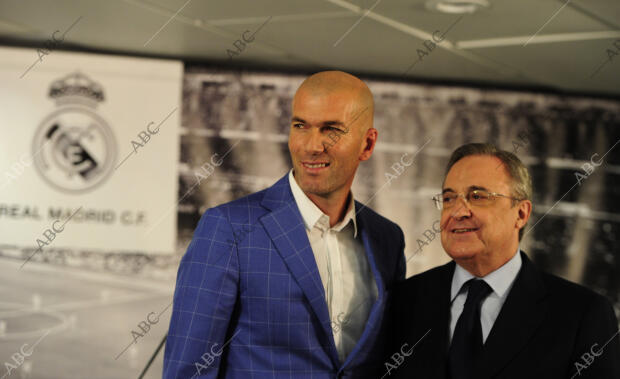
{"left": 292, "top": 123, "right": 304, "bottom": 129}
{"left": 325, "top": 126, "right": 343, "bottom": 132}
{"left": 443, "top": 196, "right": 453, "bottom": 202}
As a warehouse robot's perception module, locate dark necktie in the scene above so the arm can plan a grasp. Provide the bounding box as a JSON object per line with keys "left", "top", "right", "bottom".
{"left": 448, "top": 278, "right": 493, "bottom": 379}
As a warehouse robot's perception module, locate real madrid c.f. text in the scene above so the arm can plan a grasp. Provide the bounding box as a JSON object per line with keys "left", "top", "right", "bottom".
{"left": 0, "top": 204, "right": 146, "bottom": 225}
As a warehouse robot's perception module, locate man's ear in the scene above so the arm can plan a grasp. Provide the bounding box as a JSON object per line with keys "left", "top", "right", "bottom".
{"left": 515, "top": 199, "right": 532, "bottom": 229}
{"left": 359, "top": 128, "right": 378, "bottom": 161}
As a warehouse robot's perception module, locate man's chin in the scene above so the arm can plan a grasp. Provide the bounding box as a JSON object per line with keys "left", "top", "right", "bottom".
{"left": 445, "top": 246, "right": 481, "bottom": 262}
{"left": 299, "top": 180, "right": 331, "bottom": 197}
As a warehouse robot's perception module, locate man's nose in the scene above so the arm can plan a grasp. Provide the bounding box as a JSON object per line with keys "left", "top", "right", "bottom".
{"left": 449, "top": 198, "right": 472, "bottom": 220}
{"left": 440, "top": 200, "right": 472, "bottom": 232}
{"left": 306, "top": 129, "right": 326, "bottom": 154}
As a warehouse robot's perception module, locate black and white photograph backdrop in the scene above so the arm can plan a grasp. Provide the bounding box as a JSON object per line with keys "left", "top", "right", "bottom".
{"left": 0, "top": 0, "right": 619, "bottom": 377}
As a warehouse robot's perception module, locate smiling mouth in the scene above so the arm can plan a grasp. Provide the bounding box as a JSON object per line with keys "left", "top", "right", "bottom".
{"left": 302, "top": 162, "right": 330, "bottom": 169}
{"left": 452, "top": 228, "right": 478, "bottom": 234}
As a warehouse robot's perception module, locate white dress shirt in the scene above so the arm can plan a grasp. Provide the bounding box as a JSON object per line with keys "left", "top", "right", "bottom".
{"left": 288, "top": 170, "right": 378, "bottom": 363}
{"left": 449, "top": 249, "right": 522, "bottom": 344}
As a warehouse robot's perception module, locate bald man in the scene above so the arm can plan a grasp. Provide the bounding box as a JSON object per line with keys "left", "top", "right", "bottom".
{"left": 164, "top": 71, "right": 406, "bottom": 378}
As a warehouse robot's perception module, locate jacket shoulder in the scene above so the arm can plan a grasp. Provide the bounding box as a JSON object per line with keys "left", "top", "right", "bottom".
{"left": 540, "top": 270, "right": 613, "bottom": 309}
{"left": 355, "top": 202, "right": 403, "bottom": 235}
{"left": 396, "top": 262, "right": 453, "bottom": 294}
{"left": 207, "top": 188, "right": 270, "bottom": 221}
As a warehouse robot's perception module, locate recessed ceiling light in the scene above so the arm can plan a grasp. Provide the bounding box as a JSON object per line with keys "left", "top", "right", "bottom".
{"left": 425, "top": 0, "right": 490, "bottom": 14}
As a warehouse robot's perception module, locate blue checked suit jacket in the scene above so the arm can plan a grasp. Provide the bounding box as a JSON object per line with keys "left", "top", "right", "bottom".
{"left": 163, "top": 173, "right": 406, "bottom": 379}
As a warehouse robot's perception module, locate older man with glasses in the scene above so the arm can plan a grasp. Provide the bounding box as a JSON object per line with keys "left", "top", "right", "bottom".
{"left": 385, "top": 143, "right": 620, "bottom": 379}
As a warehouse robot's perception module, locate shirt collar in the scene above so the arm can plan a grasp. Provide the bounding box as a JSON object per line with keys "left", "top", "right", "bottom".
{"left": 288, "top": 169, "right": 358, "bottom": 237}
{"left": 450, "top": 248, "right": 522, "bottom": 302}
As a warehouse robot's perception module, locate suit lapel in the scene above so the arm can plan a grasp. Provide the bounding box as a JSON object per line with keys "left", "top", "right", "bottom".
{"left": 259, "top": 174, "right": 340, "bottom": 366}
{"left": 423, "top": 262, "right": 454, "bottom": 378}
{"left": 394, "top": 261, "right": 454, "bottom": 378}
{"left": 340, "top": 205, "right": 386, "bottom": 367}
{"left": 476, "top": 252, "right": 549, "bottom": 378}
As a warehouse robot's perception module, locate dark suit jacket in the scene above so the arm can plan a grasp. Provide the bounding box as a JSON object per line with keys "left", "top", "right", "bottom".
{"left": 164, "top": 173, "right": 406, "bottom": 379}
{"left": 387, "top": 251, "right": 620, "bottom": 379}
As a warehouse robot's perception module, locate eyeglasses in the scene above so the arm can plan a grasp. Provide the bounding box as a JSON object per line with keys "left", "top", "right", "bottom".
{"left": 432, "top": 189, "right": 523, "bottom": 210}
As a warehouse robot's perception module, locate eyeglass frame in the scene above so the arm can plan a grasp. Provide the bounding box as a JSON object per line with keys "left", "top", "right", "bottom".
{"left": 432, "top": 189, "right": 524, "bottom": 211}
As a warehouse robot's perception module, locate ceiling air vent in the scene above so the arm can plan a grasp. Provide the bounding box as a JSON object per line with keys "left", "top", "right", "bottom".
{"left": 425, "top": 0, "right": 490, "bottom": 14}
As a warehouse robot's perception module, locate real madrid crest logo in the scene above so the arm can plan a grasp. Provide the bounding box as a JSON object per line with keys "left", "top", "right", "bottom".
{"left": 32, "top": 72, "right": 117, "bottom": 193}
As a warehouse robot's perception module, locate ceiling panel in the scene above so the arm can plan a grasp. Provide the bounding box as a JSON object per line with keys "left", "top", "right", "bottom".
{"left": 144, "top": 0, "right": 344, "bottom": 19}
{"left": 0, "top": 0, "right": 618, "bottom": 97}
{"left": 572, "top": 0, "right": 620, "bottom": 29}
{"left": 469, "top": 38, "right": 620, "bottom": 96}
{"left": 371, "top": 0, "right": 610, "bottom": 42}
